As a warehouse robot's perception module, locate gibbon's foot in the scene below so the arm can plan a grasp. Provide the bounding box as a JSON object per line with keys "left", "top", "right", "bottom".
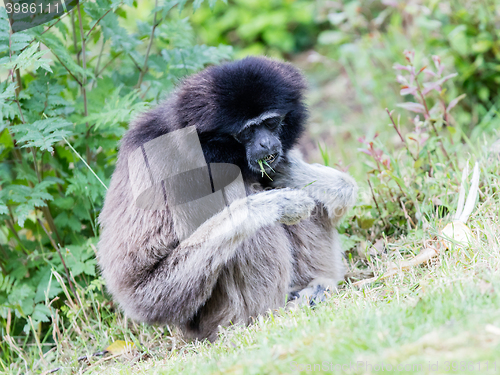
{"left": 287, "top": 279, "right": 338, "bottom": 309}
{"left": 307, "top": 285, "right": 329, "bottom": 307}
{"left": 287, "top": 291, "right": 300, "bottom": 302}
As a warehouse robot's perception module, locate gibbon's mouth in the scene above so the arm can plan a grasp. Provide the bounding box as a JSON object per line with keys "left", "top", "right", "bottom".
{"left": 255, "top": 153, "right": 279, "bottom": 168}
{"left": 251, "top": 152, "right": 282, "bottom": 176}
{"left": 263, "top": 153, "right": 278, "bottom": 163}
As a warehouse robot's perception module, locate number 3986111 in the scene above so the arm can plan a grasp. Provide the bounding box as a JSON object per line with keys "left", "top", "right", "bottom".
{"left": 6, "top": 2, "right": 60, "bottom": 14}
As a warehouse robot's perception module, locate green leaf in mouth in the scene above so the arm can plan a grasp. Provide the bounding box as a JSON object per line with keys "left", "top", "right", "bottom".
{"left": 257, "top": 159, "right": 273, "bottom": 181}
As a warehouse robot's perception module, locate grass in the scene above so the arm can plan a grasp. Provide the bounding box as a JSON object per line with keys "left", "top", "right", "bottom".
{"left": 5, "top": 144, "right": 498, "bottom": 374}
{"left": 257, "top": 159, "right": 274, "bottom": 181}
{"left": 56, "top": 201, "right": 500, "bottom": 374}
{"left": 4, "top": 44, "right": 500, "bottom": 375}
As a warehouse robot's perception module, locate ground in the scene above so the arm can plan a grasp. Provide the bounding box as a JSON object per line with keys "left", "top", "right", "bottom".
{"left": 48, "top": 55, "right": 500, "bottom": 375}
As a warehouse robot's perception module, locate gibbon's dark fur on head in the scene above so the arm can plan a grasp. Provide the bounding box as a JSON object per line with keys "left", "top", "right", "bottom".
{"left": 98, "top": 56, "right": 358, "bottom": 342}
{"left": 123, "top": 57, "right": 307, "bottom": 179}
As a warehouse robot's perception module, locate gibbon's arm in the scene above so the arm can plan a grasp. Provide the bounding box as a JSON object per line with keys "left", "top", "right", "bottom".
{"left": 272, "top": 149, "right": 358, "bottom": 223}
{"left": 129, "top": 188, "right": 315, "bottom": 325}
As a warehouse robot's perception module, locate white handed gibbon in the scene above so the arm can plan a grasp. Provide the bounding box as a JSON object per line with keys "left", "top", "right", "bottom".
{"left": 98, "top": 56, "right": 358, "bottom": 342}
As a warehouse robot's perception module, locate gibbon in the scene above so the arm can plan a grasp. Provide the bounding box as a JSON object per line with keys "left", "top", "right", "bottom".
{"left": 98, "top": 56, "right": 358, "bottom": 342}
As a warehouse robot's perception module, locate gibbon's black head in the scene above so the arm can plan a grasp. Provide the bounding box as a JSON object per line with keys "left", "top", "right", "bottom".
{"left": 176, "top": 56, "right": 308, "bottom": 178}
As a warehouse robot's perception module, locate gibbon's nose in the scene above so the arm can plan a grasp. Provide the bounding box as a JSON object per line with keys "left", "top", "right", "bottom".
{"left": 258, "top": 136, "right": 280, "bottom": 154}
{"left": 259, "top": 138, "right": 270, "bottom": 149}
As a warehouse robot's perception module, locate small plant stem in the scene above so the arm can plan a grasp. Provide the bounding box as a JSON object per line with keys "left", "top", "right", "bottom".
{"left": 4, "top": 219, "right": 28, "bottom": 255}
{"left": 14, "top": 98, "right": 25, "bottom": 123}
{"left": 387, "top": 188, "right": 397, "bottom": 202}
{"left": 386, "top": 109, "right": 404, "bottom": 142}
{"left": 414, "top": 77, "right": 430, "bottom": 118}
{"left": 28, "top": 316, "right": 47, "bottom": 367}
{"left": 367, "top": 179, "right": 382, "bottom": 216}
{"left": 96, "top": 51, "right": 123, "bottom": 76}
{"left": 394, "top": 180, "right": 409, "bottom": 200}
{"left": 439, "top": 97, "right": 456, "bottom": 152}
{"left": 129, "top": 53, "right": 143, "bottom": 72}
{"left": 368, "top": 179, "right": 388, "bottom": 227}
{"left": 6, "top": 205, "right": 29, "bottom": 254}
{"left": 31, "top": 148, "right": 40, "bottom": 182}
{"left": 399, "top": 199, "right": 416, "bottom": 229}
{"left": 71, "top": 11, "right": 79, "bottom": 65}
{"left": 439, "top": 98, "right": 450, "bottom": 127}
{"left": 41, "top": 206, "right": 63, "bottom": 245}
{"left": 76, "top": 3, "right": 91, "bottom": 164}
{"left": 257, "top": 160, "right": 273, "bottom": 181}
{"left": 51, "top": 52, "right": 82, "bottom": 85}
{"left": 7, "top": 34, "right": 22, "bottom": 161}
{"left": 0, "top": 243, "right": 8, "bottom": 274}
{"left": 370, "top": 144, "right": 382, "bottom": 173}
{"left": 8, "top": 30, "right": 26, "bottom": 161}
{"left": 136, "top": 0, "right": 159, "bottom": 89}
{"left": 84, "top": 8, "right": 113, "bottom": 42}
{"left": 93, "top": 39, "right": 106, "bottom": 80}
{"left": 18, "top": 11, "right": 73, "bottom": 53}
{"left": 70, "top": 272, "right": 90, "bottom": 322}
{"left": 6, "top": 309, "right": 11, "bottom": 335}
{"left": 15, "top": 98, "right": 64, "bottom": 245}
{"left": 414, "top": 76, "right": 451, "bottom": 163}
{"left": 428, "top": 120, "right": 451, "bottom": 162}
{"left": 386, "top": 108, "right": 416, "bottom": 161}
{"left": 14, "top": 69, "right": 22, "bottom": 96}
{"left": 38, "top": 218, "right": 78, "bottom": 305}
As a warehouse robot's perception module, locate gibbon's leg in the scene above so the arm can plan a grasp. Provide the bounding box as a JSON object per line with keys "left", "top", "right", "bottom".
{"left": 121, "top": 188, "right": 315, "bottom": 329}
{"left": 272, "top": 149, "right": 358, "bottom": 307}
{"left": 183, "top": 223, "right": 294, "bottom": 342}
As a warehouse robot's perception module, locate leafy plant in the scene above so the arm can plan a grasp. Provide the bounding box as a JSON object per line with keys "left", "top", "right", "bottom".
{"left": 352, "top": 50, "right": 469, "bottom": 240}
{"left": 0, "top": 0, "right": 232, "bottom": 368}
{"left": 189, "top": 0, "right": 319, "bottom": 57}
{"left": 316, "top": 0, "right": 500, "bottom": 130}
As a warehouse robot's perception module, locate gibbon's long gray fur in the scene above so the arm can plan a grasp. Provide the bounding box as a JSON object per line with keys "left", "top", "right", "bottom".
{"left": 98, "top": 56, "right": 358, "bottom": 342}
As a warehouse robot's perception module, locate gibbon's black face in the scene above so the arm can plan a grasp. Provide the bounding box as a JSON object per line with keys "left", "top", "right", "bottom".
{"left": 233, "top": 111, "right": 285, "bottom": 174}
{"left": 170, "top": 56, "right": 308, "bottom": 179}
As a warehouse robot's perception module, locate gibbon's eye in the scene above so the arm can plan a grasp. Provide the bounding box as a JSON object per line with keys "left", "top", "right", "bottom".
{"left": 264, "top": 117, "right": 281, "bottom": 130}
{"left": 233, "top": 127, "right": 253, "bottom": 143}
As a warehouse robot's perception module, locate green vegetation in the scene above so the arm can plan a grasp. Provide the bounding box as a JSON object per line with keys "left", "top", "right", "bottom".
{"left": 0, "top": 0, "right": 499, "bottom": 373}
{"left": 189, "top": 0, "right": 319, "bottom": 58}
{"left": 0, "top": 0, "right": 232, "bottom": 371}
{"left": 257, "top": 159, "right": 274, "bottom": 180}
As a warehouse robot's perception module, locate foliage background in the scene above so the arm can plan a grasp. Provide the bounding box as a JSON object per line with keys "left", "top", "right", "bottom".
{"left": 0, "top": 0, "right": 498, "bottom": 372}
